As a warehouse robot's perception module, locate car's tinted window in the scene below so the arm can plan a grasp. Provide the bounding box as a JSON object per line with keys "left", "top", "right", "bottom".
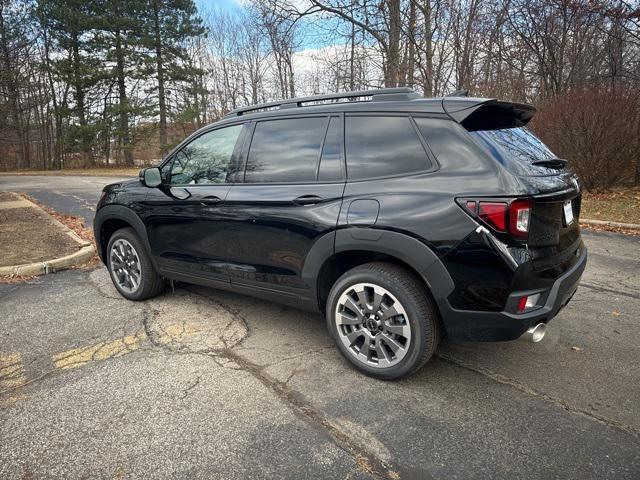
{"left": 469, "top": 127, "right": 560, "bottom": 176}
{"left": 414, "top": 117, "right": 492, "bottom": 173}
{"left": 169, "top": 124, "right": 243, "bottom": 185}
{"left": 345, "top": 116, "right": 431, "bottom": 180}
{"left": 245, "top": 117, "right": 327, "bottom": 183}
{"left": 318, "top": 116, "right": 343, "bottom": 182}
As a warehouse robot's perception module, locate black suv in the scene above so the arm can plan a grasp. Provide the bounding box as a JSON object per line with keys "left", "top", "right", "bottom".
{"left": 95, "top": 88, "right": 587, "bottom": 379}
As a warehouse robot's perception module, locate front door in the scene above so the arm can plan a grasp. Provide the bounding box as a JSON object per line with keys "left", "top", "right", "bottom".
{"left": 223, "top": 115, "right": 345, "bottom": 304}
{"left": 143, "top": 122, "right": 247, "bottom": 285}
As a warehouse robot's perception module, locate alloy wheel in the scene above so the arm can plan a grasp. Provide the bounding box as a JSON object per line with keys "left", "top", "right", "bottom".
{"left": 335, "top": 283, "right": 412, "bottom": 368}
{"left": 109, "top": 238, "right": 141, "bottom": 294}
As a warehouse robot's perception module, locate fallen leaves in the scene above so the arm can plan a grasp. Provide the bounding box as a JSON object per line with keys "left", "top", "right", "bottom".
{"left": 581, "top": 188, "right": 640, "bottom": 230}
{"left": 580, "top": 222, "right": 640, "bottom": 237}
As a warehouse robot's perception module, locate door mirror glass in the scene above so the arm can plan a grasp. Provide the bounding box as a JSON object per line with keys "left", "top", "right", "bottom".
{"left": 140, "top": 167, "right": 162, "bottom": 188}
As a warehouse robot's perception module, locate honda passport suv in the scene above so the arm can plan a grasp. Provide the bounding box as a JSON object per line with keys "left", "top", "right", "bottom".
{"left": 95, "top": 88, "right": 587, "bottom": 379}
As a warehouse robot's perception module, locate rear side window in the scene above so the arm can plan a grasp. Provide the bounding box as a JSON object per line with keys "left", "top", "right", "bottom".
{"left": 345, "top": 116, "right": 431, "bottom": 180}
{"left": 245, "top": 117, "right": 327, "bottom": 183}
{"left": 414, "top": 117, "right": 492, "bottom": 173}
{"left": 469, "top": 127, "right": 560, "bottom": 176}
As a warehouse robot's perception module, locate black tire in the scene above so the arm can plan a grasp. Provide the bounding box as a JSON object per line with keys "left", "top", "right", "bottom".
{"left": 326, "top": 262, "right": 440, "bottom": 380}
{"left": 106, "top": 227, "right": 165, "bottom": 301}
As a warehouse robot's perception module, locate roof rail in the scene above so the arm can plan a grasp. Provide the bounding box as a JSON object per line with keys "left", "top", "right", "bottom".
{"left": 226, "top": 87, "right": 419, "bottom": 117}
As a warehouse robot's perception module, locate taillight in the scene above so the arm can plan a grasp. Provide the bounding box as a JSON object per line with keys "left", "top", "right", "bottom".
{"left": 459, "top": 197, "right": 533, "bottom": 241}
{"left": 509, "top": 198, "right": 532, "bottom": 240}
{"left": 478, "top": 202, "right": 507, "bottom": 232}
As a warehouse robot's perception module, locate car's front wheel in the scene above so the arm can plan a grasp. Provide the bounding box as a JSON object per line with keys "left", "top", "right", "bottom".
{"left": 106, "top": 227, "right": 164, "bottom": 301}
{"left": 326, "top": 262, "right": 439, "bottom": 380}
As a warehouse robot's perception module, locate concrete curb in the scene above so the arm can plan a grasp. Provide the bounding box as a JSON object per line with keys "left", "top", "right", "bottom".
{"left": 0, "top": 194, "right": 96, "bottom": 277}
{"left": 581, "top": 218, "right": 640, "bottom": 230}
{"left": 0, "top": 244, "right": 96, "bottom": 276}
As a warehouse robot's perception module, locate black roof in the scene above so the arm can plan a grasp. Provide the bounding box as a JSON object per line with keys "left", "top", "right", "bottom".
{"left": 220, "top": 88, "right": 498, "bottom": 123}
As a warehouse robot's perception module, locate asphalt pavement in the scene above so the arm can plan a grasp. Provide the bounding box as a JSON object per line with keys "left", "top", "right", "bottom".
{"left": 0, "top": 175, "right": 130, "bottom": 224}
{"left": 1, "top": 175, "right": 639, "bottom": 479}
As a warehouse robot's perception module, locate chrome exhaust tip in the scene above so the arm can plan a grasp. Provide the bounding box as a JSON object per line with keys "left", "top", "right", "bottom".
{"left": 521, "top": 323, "right": 547, "bottom": 343}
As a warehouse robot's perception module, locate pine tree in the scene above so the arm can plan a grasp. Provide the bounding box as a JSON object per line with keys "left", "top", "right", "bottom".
{"left": 142, "top": 0, "right": 205, "bottom": 154}
{"left": 93, "top": 0, "right": 149, "bottom": 166}
{"left": 37, "top": 0, "right": 101, "bottom": 164}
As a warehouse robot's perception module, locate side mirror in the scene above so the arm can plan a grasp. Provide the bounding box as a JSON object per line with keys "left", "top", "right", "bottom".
{"left": 140, "top": 167, "right": 162, "bottom": 188}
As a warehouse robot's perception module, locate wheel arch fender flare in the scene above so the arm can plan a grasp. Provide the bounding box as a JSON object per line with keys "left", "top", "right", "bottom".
{"left": 302, "top": 228, "right": 455, "bottom": 302}
{"left": 94, "top": 205, "right": 151, "bottom": 264}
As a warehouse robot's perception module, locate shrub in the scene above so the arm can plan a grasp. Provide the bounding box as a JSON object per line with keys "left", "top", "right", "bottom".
{"left": 530, "top": 87, "right": 640, "bottom": 190}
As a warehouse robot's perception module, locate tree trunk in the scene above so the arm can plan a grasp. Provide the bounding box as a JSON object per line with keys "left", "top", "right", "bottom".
{"left": 71, "top": 31, "right": 92, "bottom": 165}
{"left": 635, "top": 95, "right": 640, "bottom": 186}
{"left": 349, "top": 20, "right": 356, "bottom": 90}
{"left": 115, "top": 29, "right": 133, "bottom": 166}
{"left": 0, "top": 4, "right": 26, "bottom": 168}
{"left": 286, "top": 52, "right": 295, "bottom": 97}
{"left": 43, "top": 25, "right": 62, "bottom": 169}
{"left": 424, "top": 0, "right": 433, "bottom": 96}
{"left": 153, "top": 0, "right": 167, "bottom": 154}
{"left": 385, "top": 0, "right": 401, "bottom": 87}
{"left": 406, "top": 0, "right": 416, "bottom": 88}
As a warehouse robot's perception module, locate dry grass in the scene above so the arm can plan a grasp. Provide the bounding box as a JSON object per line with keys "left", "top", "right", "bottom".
{"left": 581, "top": 189, "right": 640, "bottom": 225}
{"left": 0, "top": 194, "right": 100, "bottom": 283}
{"left": 19, "top": 193, "right": 98, "bottom": 249}
{"left": 0, "top": 167, "right": 139, "bottom": 177}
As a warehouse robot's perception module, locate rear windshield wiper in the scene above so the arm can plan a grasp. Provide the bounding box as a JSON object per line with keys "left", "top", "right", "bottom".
{"left": 531, "top": 158, "right": 567, "bottom": 169}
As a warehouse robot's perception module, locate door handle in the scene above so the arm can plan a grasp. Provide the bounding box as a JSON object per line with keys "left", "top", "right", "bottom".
{"left": 293, "top": 195, "right": 323, "bottom": 205}
{"left": 199, "top": 195, "right": 221, "bottom": 205}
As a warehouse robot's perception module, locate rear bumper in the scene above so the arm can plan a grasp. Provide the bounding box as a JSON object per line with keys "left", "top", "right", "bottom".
{"left": 439, "top": 246, "right": 587, "bottom": 341}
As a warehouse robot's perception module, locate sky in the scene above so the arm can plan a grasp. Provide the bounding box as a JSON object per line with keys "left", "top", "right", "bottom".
{"left": 196, "top": 0, "right": 245, "bottom": 13}
{"left": 194, "top": 0, "right": 342, "bottom": 50}
{"left": 191, "top": 0, "right": 383, "bottom": 94}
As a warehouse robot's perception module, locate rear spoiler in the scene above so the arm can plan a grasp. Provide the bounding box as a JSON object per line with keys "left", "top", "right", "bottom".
{"left": 442, "top": 98, "right": 536, "bottom": 131}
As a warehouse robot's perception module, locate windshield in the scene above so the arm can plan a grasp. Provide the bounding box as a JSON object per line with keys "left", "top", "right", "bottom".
{"left": 469, "top": 127, "right": 560, "bottom": 176}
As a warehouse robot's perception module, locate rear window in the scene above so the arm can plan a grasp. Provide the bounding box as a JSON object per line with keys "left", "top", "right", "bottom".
{"left": 469, "top": 127, "right": 560, "bottom": 176}
{"left": 345, "top": 116, "right": 432, "bottom": 180}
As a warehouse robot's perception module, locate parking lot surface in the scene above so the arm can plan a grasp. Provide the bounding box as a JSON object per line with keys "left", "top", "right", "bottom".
{"left": 1, "top": 176, "right": 639, "bottom": 479}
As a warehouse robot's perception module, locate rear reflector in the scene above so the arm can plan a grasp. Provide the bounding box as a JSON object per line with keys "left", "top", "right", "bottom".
{"left": 517, "top": 296, "right": 527, "bottom": 312}
{"left": 517, "top": 293, "right": 542, "bottom": 313}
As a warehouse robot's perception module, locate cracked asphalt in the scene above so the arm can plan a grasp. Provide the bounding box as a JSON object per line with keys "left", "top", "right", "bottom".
{"left": 1, "top": 176, "right": 639, "bottom": 479}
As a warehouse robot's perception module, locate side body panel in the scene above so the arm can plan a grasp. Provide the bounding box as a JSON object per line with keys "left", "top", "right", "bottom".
{"left": 222, "top": 183, "right": 345, "bottom": 309}
{"left": 141, "top": 184, "right": 233, "bottom": 285}
{"left": 94, "top": 180, "right": 151, "bottom": 263}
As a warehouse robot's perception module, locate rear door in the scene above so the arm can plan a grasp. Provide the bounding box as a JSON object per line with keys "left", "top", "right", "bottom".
{"left": 223, "top": 115, "right": 345, "bottom": 305}
{"left": 143, "top": 123, "right": 247, "bottom": 284}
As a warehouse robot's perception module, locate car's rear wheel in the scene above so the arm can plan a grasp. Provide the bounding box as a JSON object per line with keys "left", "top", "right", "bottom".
{"left": 326, "top": 262, "right": 439, "bottom": 380}
{"left": 107, "top": 227, "right": 164, "bottom": 301}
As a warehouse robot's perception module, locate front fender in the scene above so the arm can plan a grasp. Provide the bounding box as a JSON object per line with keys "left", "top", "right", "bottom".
{"left": 93, "top": 204, "right": 152, "bottom": 264}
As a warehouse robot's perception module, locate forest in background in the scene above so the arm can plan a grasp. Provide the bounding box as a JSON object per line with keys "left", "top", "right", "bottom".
{"left": 1, "top": 0, "right": 639, "bottom": 189}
